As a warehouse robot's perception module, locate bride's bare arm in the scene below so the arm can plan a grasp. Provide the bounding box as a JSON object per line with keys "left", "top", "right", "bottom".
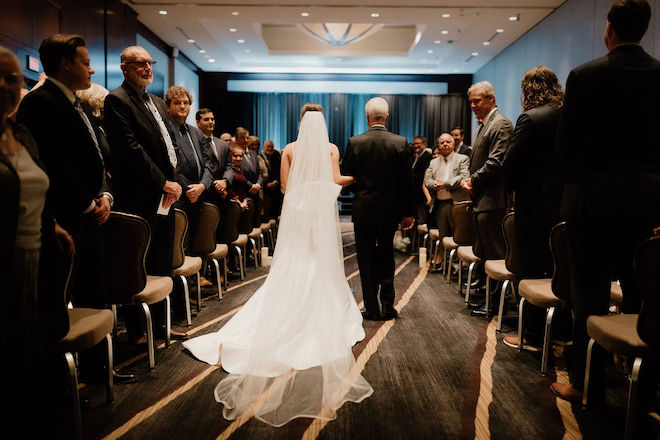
{"left": 331, "top": 144, "right": 355, "bottom": 187}
{"left": 280, "top": 143, "right": 294, "bottom": 193}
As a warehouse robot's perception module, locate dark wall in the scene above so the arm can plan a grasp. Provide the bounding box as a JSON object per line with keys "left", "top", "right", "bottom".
{"left": 0, "top": 0, "right": 137, "bottom": 88}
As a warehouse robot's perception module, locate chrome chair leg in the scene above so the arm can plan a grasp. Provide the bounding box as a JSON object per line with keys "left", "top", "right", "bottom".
{"left": 65, "top": 352, "right": 83, "bottom": 440}
{"left": 179, "top": 275, "right": 192, "bottom": 327}
{"left": 465, "top": 261, "right": 477, "bottom": 303}
{"left": 223, "top": 257, "right": 228, "bottom": 289}
{"left": 517, "top": 297, "right": 525, "bottom": 351}
{"left": 104, "top": 333, "right": 114, "bottom": 403}
{"left": 541, "top": 306, "right": 555, "bottom": 375}
{"left": 165, "top": 295, "right": 171, "bottom": 347}
{"left": 458, "top": 259, "right": 463, "bottom": 295}
{"left": 497, "top": 279, "right": 510, "bottom": 332}
{"left": 211, "top": 258, "right": 222, "bottom": 301}
{"left": 233, "top": 246, "right": 245, "bottom": 280}
{"left": 582, "top": 338, "right": 596, "bottom": 406}
{"left": 625, "top": 357, "right": 643, "bottom": 440}
{"left": 446, "top": 249, "right": 456, "bottom": 283}
{"left": 141, "top": 302, "right": 155, "bottom": 370}
{"left": 196, "top": 270, "right": 201, "bottom": 314}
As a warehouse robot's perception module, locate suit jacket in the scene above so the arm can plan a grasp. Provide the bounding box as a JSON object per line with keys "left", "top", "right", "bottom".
{"left": 424, "top": 152, "right": 470, "bottom": 211}
{"left": 205, "top": 135, "right": 234, "bottom": 187}
{"left": 261, "top": 150, "right": 281, "bottom": 186}
{"left": 169, "top": 121, "right": 213, "bottom": 192}
{"left": 241, "top": 149, "right": 263, "bottom": 188}
{"left": 104, "top": 82, "right": 176, "bottom": 219}
{"left": 411, "top": 148, "right": 433, "bottom": 204}
{"left": 16, "top": 79, "right": 105, "bottom": 233}
{"left": 469, "top": 108, "right": 513, "bottom": 212}
{"left": 456, "top": 142, "right": 471, "bottom": 157}
{"left": 342, "top": 126, "right": 414, "bottom": 225}
{"left": 557, "top": 44, "right": 660, "bottom": 222}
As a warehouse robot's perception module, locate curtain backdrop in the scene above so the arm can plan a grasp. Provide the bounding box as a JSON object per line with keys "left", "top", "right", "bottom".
{"left": 212, "top": 92, "right": 470, "bottom": 154}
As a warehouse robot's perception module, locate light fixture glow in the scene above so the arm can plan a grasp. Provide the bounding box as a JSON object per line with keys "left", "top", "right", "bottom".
{"left": 203, "top": 54, "right": 209, "bottom": 58}
{"left": 483, "top": 41, "right": 490, "bottom": 46}
{"left": 230, "top": 28, "right": 237, "bottom": 32}
{"left": 472, "top": 52, "right": 479, "bottom": 56}
{"left": 371, "top": 12, "right": 379, "bottom": 18}
{"left": 509, "top": 16, "right": 518, "bottom": 21}
{"left": 237, "top": 39, "right": 245, "bottom": 43}
{"left": 301, "top": 12, "right": 310, "bottom": 17}
{"left": 187, "top": 39, "right": 195, "bottom": 43}
{"left": 231, "top": 11, "right": 239, "bottom": 16}
{"left": 441, "top": 30, "right": 449, "bottom": 35}
{"left": 434, "top": 40, "right": 441, "bottom": 44}
{"left": 496, "top": 28, "right": 504, "bottom": 33}
{"left": 427, "top": 49, "right": 433, "bottom": 54}
{"left": 199, "top": 49, "right": 206, "bottom": 53}
{"left": 442, "top": 13, "right": 450, "bottom": 18}
{"left": 208, "top": 58, "right": 215, "bottom": 63}
{"left": 159, "top": 10, "right": 167, "bottom": 15}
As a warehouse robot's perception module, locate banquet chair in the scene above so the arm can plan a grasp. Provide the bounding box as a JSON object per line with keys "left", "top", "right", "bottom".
{"left": 191, "top": 202, "right": 227, "bottom": 301}
{"left": 428, "top": 228, "right": 441, "bottom": 270}
{"left": 485, "top": 212, "right": 517, "bottom": 331}
{"left": 452, "top": 202, "right": 478, "bottom": 301}
{"left": 105, "top": 212, "right": 174, "bottom": 370}
{"left": 582, "top": 234, "right": 660, "bottom": 440}
{"left": 171, "top": 209, "right": 202, "bottom": 326}
{"left": 247, "top": 227, "right": 264, "bottom": 267}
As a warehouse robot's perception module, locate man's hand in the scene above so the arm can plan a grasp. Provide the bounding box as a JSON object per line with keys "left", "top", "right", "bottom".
{"left": 266, "top": 181, "right": 278, "bottom": 190}
{"left": 92, "top": 196, "right": 111, "bottom": 224}
{"left": 434, "top": 179, "right": 445, "bottom": 190}
{"left": 213, "top": 179, "right": 227, "bottom": 193}
{"left": 163, "top": 180, "right": 182, "bottom": 200}
{"left": 401, "top": 216, "right": 415, "bottom": 231}
{"left": 162, "top": 193, "right": 178, "bottom": 209}
{"left": 54, "top": 223, "right": 76, "bottom": 256}
{"left": 460, "top": 177, "right": 473, "bottom": 194}
{"left": 249, "top": 183, "right": 261, "bottom": 194}
{"left": 186, "top": 183, "right": 205, "bottom": 203}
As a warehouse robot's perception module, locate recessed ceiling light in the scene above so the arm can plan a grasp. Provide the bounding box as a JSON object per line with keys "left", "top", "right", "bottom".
{"left": 203, "top": 54, "right": 209, "bottom": 58}
{"left": 371, "top": 12, "right": 379, "bottom": 18}
{"left": 441, "top": 30, "right": 449, "bottom": 35}
{"left": 472, "top": 52, "right": 479, "bottom": 56}
{"left": 427, "top": 50, "right": 433, "bottom": 54}
{"left": 509, "top": 15, "right": 518, "bottom": 21}
{"left": 442, "top": 13, "right": 450, "bottom": 18}
{"left": 245, "top": 49, "right": 251, "bottom": 53}
{"left": 208, "top": 58, "right": 215, "bottom": 63}
{"left": 496, "top": 28, "right": 504, "bottom": 33}
{"left": 434, "top": 40, "right": 441, "bottom": 44}
{"left": 199, "top": 49, "right": 206, "bottom": 53}
{"left": 231, "top": 11, "right": 239, "bottom": 16}
{"left": 230, "top": 28, "right": 237, "bottom": 32}
{"left": 301, "top": 12, "right": 310, "bottom": 17}
{"left": 159, "top": 10, "right": 167, "bottom": 15}
{"left": 483, "top": 41, "right": 490, "bottom": 46}
{"left": 187, "top": 39, "right": 195, "bottom": 43}
{"left": 237, "top": 39, "right": 245, "bottom": 43}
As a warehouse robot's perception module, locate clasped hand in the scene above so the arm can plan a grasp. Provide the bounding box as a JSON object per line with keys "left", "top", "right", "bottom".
{"left": 162, "top": 180, "right": 182, "bottom": 208}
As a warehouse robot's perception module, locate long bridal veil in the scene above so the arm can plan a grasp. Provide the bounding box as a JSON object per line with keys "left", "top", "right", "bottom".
{"left": 183, "top": 111, "right": 373, "bottom": 426}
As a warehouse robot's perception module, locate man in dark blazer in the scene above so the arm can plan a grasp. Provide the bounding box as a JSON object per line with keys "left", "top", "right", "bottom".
{"left": 165, "top": 86, "right": 213, "bottom": 251}
{"left": 261, "top": 139, "right": 282, "bottom": 219}
{"left": 342, "top": 97, "right": 415, "bottom": 321}
{"left": 552, "top": 0, "right": 660, "bottom": 406}
{"left": 238, "top": 128, "right": 263, "bottom": 227}
{"left": 451, "top": 127, "right": 472, "bottom": 157}
{"left": 104, "top": 45, "right": 186, "bottom": 341}
{"left": 196, "top": 108, "right": 234, "bottom": 202}
{"left": 16, "top": 34, "right": 112, "bottom": 308}
{"left": 411, "top": 135, "right": 433, "bottom": 225}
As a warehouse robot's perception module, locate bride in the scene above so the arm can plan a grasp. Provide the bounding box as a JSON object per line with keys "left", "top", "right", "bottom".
{"left": 183, "top": 103, "right": 373, "bottom": 426}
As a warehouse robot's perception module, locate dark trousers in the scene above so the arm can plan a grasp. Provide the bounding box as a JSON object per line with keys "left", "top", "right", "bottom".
{"left": 354, "top": 221, "right": 398, "bottom": 315}
{"left": 472, "top": 209, "right": 506, "bottom": 260}
{"left": 70, "top": 216, "right": 106, "bottom": 307}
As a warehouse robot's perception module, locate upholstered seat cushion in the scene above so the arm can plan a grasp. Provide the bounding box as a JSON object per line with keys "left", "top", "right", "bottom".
{"left": 209, "top": 243, "right": 229, "bottom": 259}
{"left": 60, "top": 308, "right": 114, "bottom": 353}
{"left": 268, "top": 219, "right": 277, "bottom": 228}
{"left": 172, "top": 256, "right": 202, "bottom": 277}
{"left": 484, "top": 259, "right": 514, "bottom": 281}
{"left": 417, "top": 224, "right": 428, "bottom": 235}
{"left": 457, "top": 246, "right": 480, "bottom": 263}
{"left": 259, "top": 223, "right": 270, "bottom": 232}
{"left": 610, "top": 281, "right": 623, "bottom": 307}
{"left": 133, "top": 275, "right": 173, "bottom": 305}
{"left": 442, "top": 236, "right": 458, "bottom": 250}
{"left": 587, "top": 314, "right": 650, "bottom": 357}
{"left": 429, "top": 228, "right": 440, "bottom": 240}
{"left": 518, "top": 278, "right": 562, "bottom": 308}
{"left": 248, "top": 228, "right": 262, "bottom": 239}
{"left": 231, "top": 234, "right": 248, "bottom": 246}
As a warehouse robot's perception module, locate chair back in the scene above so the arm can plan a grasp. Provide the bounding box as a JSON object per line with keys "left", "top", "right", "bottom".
{"left": 502, "top": 212, "right": 519, "bottom": 273}
{"left": 218, "top": 202, "right": 241, "bottom": 244}
{"left": 635, "top": 235, "right": 660, "bottom": 346}
{"left": 105, "top": 211, "right": 149, "bottom": 304}
{"left": 191, "top": 202, "right": 220, "bottom": 256}
{"left": 172, "top": 209, "right": 187, "bottom": 270}
{"left": 452, "top": 201, "right": 474, "bottom": 246}
{"left": 549, "top": 221, "right": 571, "bottom": 302}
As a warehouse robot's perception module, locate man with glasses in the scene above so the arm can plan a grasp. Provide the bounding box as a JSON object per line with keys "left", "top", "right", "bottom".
{"left": 104, "top": 46, "right": 187, "bottom": 342}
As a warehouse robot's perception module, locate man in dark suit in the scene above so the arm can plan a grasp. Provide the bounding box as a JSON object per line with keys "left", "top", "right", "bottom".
{"left": 551, "top": 0, "right": 660, "bottom": 406}
{"left": 196, "top": 108, "right": 234, "bottom": 202}
{"left": 261, "top": 139, "right": 282, "bottom": 219}
{"left": 342, "top": 97, "right": 415, "bottom": 321}
{"left": 165, "top": 86, "right": 213, "bottom": 252}
{"left": 238, "top": 128, "right": 263, "bottom": 227}
{"left": 451, "top": 127, "right": 472, "bottom": 157}
{"left": 104, "top": 45, "right": 186, "bottom": 341}
{"left": 16, "top": 34, "right": 112, "bottom": 308}
{"left": 411, "top": 135, "right": 433, "bottom": 225}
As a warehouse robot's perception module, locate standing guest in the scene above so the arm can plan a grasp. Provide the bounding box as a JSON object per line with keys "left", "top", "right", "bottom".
{"left": 76, "top": 83, "right": 112, "bottom": 175}
{"left": 501, "top": 66, "right": 567, "bottom": 351}
{"left": 424, "top": 133, "right": 470, "bottom": 265}
{"left": 342, "top": 97, "right": 415, "bottom": 321}
{"left": 451, "top": 127, "right": 472, "bottom": 157}
{"left": 461, "top": 81, "right": 513, "bottom": 316}
{"left": 165, "top": 86, "right": 212, "bottom": 252}
{"left": 551, "top": 0, "right": 660, "bottom": 407}
{"left": 104, "top": 46, "right": 187, "bottom": 342}
{"left": 261, "top": 139, "right": 282, "bottom": 219}
{"left": 16, "top": 34, "right": 112, "bottom": 309}
{"left": 241, "top": 133, "right": 263, "bottom": 227}
{"left": 227, "top": 142, "right": 256, "bottom": 270}
{"left": 220, "top": 132, "right": 232, "bottom": 142}
{"left": 196, "top": 108, "right": 233, "bottom": 204}
{"left": 411, "top": 135, "right": 433, "bottom": 225}
{"left": 1, "top": 45, "right": 75, "bottom": 435}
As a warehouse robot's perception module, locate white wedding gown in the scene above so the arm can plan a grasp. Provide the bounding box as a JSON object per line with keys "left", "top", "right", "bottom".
{"left": 182, "top": 111, "right": 373, "bottom": 426}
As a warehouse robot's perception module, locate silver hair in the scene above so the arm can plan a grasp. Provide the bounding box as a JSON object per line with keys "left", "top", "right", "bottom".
{"left": 467, "top": 81, "right": 496, "bottom": 101}
{"left": 120, "top": 46, "right": 146, "bottom": 63}
{"left": 76, "top": 83, "right": 109, "bottom": 118}
{"left": 365, "top": 97, "right": 389, "bottom": 122}
{"left": 0, "top": 46, "right": 22, "bottom": 81}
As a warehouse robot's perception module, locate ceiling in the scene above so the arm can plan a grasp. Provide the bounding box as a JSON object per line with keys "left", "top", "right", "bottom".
{"left": 124, "top": 1, "right": 564, "bottom": 75}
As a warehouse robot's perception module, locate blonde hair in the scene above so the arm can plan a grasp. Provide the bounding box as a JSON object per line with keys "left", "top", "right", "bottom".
{"left": 467, "top": 81, "right": 496, "bottom": 102}
{"left": 300, "top": 102, "right": 324, "bottom": 118}
{"left": 76, "top": 83, "right": 109, "bottom": 118}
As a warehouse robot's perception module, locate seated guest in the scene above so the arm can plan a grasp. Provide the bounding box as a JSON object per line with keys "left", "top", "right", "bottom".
{"left": 411, "top": 135, "right": 433, "bottom": 226}
{"left": 451, "top": 127, "right": 472, "bottom": 157}
{"left": 261, "top": 139, "right": 282, "bottom": 219}
{"left": 424, "top": 133, "right": 470, "bottom": 264}
{"left": 501, "top": 66, "right": 568, "bottom": 350}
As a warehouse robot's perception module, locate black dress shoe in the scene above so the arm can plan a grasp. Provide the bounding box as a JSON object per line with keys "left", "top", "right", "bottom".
{"left": 470, "top": 303, "right": 496, "bottom": 317}
{"left": 467, "top": 297, "right": 485, "bottom": 309}
{"left": 381, "top": 309, "right": 399, "bottom": 320}
{"left": 361, "top": 309, "right": 382, "bottom": 321}
{"left": 113, "top": 371, "right": 137, "bottom": 384}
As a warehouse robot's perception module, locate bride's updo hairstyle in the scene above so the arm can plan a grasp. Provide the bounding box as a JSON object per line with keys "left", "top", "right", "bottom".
{"left": 300, "top": 102, "right": 324, "bottom": 118}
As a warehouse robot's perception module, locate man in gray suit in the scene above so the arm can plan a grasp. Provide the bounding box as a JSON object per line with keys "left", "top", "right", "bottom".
{"left": 425, "top": 133, "right": 470, "bottom": 252}
{"left": 451, "top": 127, "right": 471, "bottom": 157}
{"left": 196, "top": 108, "right": 234, "bottom": 201}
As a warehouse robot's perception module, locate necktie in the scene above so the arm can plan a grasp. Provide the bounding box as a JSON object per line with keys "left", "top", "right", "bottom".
{"left": 74, "top": 98, "right": 106, "bottom": 189}
{"left": 208, "top": 137, "right": 219, "bottom": 160}
{"left": 181, "top": 125, "right": 202, "bottom": 178}
{"left": 143, "top": 93, "right": 177, "bottom": 168}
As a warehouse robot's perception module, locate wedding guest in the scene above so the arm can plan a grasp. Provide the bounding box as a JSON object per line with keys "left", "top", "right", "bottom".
{"left": 411, "top": 135, "right": 433, "bottom": 225}
{"left": 451, "top": 127, "right": 471, "bottom": 157}
{"left": 261, "top": 139, "right": 282, "bottom": 219}
{"left": 228, "top": 142, "right": 256, "bottom": 269}
{"left": 242, "top": 134, "right": 263, "bottom": 227}
{"left": 76, "top": 82, "right": 112, "bottom": 176}
{"left": 220, "top": 132, "right": 232, "bottom": 142}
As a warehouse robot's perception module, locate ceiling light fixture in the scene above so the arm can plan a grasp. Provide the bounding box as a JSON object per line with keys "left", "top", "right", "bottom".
{"left": 230, "top": 28, "right": 237, "bottom": 32}
{"left": 187, "top": 39, "right": 195, "bottom": 43}
{"left": 441, "top": 30, "right": 449, "bottom": 35}
{"left": 237, "top": 39, "right": 245, "bottom": 43}
{"left": 434, "top": 40, "right": 441, "bottom": 44}
{"left": 427, "top": 49, "right": 433, "bottom": 54}
{"left": 300, "top": 23, "right": 384, "bottom": 47}
{"left": 301, "top": 12, "right": 310, "bottom": 17}
{"left": 483, "top": 41, "right": 490, "bottom": 46}
{"left": 442, "top": 13, "right": 450, "bottom": 18}
{"left": 199, "top": 49, "right": 206, "bottom": 53}
{"left": 159, "top": 10, "right": 167, "bottom": 15}
{"left": 208, "top": 58, "right": 215, "bottom": 63}
{"left": 509, "top": 14, "right": 519, "bottom": 21}
{"left": 371, "top": 13, "right": 379, "bottom": 18}
{"left": 496, "top": 28, "right": 504, "bottom": 33}
{"left": 231, "top": 11, "right": 239, "bottom": 16}
{"left": 472, "top": 52, "right": 479, "bottom": 56}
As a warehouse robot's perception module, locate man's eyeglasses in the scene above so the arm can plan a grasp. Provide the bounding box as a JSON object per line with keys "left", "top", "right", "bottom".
{"left": 124, "top": 60, "right": 156, "bottom": 68}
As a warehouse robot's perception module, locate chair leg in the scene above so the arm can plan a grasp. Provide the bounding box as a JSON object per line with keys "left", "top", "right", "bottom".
{"left": 165, "top": 295, "right": 171, "bottom": 347}
{"left": 446, "top": 249, "right": 456, "bottom": 283}
{"left": 497, "top": 279, "right": 510, "bottom": 332}
{"left": 196, "top": 270, "right": 201, "bottom": 314}
{"left": 583, "top": 338, "right": 596, "bottom": 406}
{"left": 111, "top": 304, "right": 118, "bottom": 339}
{"left": 211, "top": 258, "right": 222, "bottom": 301}
{"left": 140, "top": 302, "right": 156, "bottom": 370}
{"left": 268, "top": 229, "right": 275, "bottom": 250}
{"left": 625, "top": 357, "right": 643, "bottom": 440}
{"left": 104, "top": 333, "right": 114, "bottom": 403}
{"left": 484, "top": 274, "right": 491, "bottom": 313}
{"left": 223, "top": 257, "right": 228, "bottom": 289}
{"left": 541, "top": 306, "right": 555, "bottom": 375}
{"left": 249, "top": 238, "right": 257, "bottom": 267}
{"left": 465, "top": 261, "right": 477, "bottom": 303}
{"left": 431, "top": 240, "right": 440, "bottom": 271}
{"left": 65, "top": 352, "right": 83, "bottom": 440}
{"left": 442, "top": 246, "right": 448, "bottom": 275}
{"left": 179, "top": 275, "right": 192, "bottom": 327}
{"left": 517, "top": 297, "right": 525, "bottom": 351}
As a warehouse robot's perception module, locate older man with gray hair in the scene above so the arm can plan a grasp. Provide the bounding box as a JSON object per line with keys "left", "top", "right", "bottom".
{"left": 342, "top": 97, "right": 415, "bottom": 321}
